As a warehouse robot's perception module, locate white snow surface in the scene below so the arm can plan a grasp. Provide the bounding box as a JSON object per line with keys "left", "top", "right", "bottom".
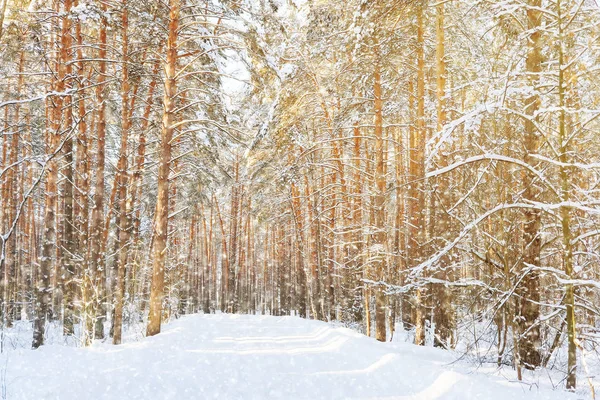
{"left": 2, "top": 314, "right": 576, "bottom": 400}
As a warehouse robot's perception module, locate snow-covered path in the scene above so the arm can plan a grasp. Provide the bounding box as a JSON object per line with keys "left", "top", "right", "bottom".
{"left": 4, "top": 314, "right": 574, "bottom": 399}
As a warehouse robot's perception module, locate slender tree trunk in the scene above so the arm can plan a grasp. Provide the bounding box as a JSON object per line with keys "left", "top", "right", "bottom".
{"left": 34, "top": 2, "right": 65, "bottom": 347}
{"left": 147, "top": 0, "right": 180, "bottom": 336}
{"left": 411, "top": 5, "right": 427, "bottom": 346}
{"left": 113, "top": 0, "right": 131, "bottom": 345}
{"left": 228, "top": 158, "right": 240, "bottom": 313}
{"left": 392, "top": 125, "right": 406, "bottom": 338}
{"left": 402, "top": 81, "right": 415, "bottom": 330}
{"left": 373, "top": 41, "right": 387, "bottom": 342}
{"left": 60, "top": 0, "right": 77, "bottom": 337}
{"left": 4, "top": 51, "right": 25, "bottom": 328}
{"left": 351, "top": 123, "right": 364, "bottom": 325}
{"left": 215, "top": 196, "right": 229, "bottom": 312}
{"left": 290, "top": 180, "right": 308, "bottom": 318}
{"left": 519, "top": 0, "right": 543, "bottom": 369}
{"left": 88, "top": 1, "right": 109, "bottom": 340}
{"left": 305, "top": 174, "right": 323, "bottom": 320}
{"left": 432, "top": 2, "right": 455, "bottom": 348}
{"left": 74, "top": 0, "right": 93, "bottom": 344}
{"left": 557, "top": 3, "right": 576, "bottom": 386}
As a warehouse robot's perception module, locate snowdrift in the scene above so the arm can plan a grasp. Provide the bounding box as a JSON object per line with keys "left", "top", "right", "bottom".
{"left": 1, "top": 314, "right": 576, "bottom": 400}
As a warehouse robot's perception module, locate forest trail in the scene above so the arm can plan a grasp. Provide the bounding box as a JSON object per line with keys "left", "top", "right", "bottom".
{"left": 1, "top": 314, "right": 574, "bottom": 400}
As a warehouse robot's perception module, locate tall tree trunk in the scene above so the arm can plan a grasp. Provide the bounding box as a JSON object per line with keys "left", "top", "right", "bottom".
{"left": 147, "top": 0, "right": 180, "bottom": 336}
{"left": 519, "top": 0, "right": 543, "bottom": 369}
{"left": 392, "top": 125, "right": 406, "bottom": 338}
{"left": 34, "top": 1, "right": 67, "bottom": 347}
{"left": 74, "top": 0, "right": 92, "bottom": 344}
{"left": 305, "top": 174, "right": 323, "bottom": 320}
{"left": 60, "top": 0, "right": 76, "bottom": 337}
{"left": 228, "top": 157, "right": 240, "bottom": 313}
{"left": 215, "top": 196, "right": 229, "bottom": 313}
{"left": 557, "top": 2, "right": 576, "bottom": 387}
{"left": 113, "top": 0, "right": 131, "bottom": 345}
{"left": 4, "top": 51, "right": 25, "bottom": 328}
{"left": 402, "top": 81, "right": 415, "bottom": 330}
{"left": 88, "top": 0, "right": 109, "bottom": 341}
{"left": 411, "top": 5, "right": 427, "bottom": 346}
{"left": 290, "top": 179, "right": 308, "bottom": 318}
{"left": 373, "top": 41, "right": 387, "bottom": 342}
{"left": 350, "top": 123, "right": 364, "bottom": 325}
{"left": 432, "top": 2, "right": 455, "bottom": 348}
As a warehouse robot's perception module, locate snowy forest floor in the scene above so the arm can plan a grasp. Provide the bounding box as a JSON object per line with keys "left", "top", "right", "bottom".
{"left": 0, "top": 314, "right": 584, "bottom": 400}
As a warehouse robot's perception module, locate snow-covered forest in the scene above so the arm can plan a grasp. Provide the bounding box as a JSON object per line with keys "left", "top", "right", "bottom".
{"left": 1, "top": 0, "right": 600, "bottom": 398}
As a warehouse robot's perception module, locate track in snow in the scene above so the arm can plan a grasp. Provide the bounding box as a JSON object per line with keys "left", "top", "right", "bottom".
{"left": 3, "top": 314, "right": 574, "bottom": 399}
